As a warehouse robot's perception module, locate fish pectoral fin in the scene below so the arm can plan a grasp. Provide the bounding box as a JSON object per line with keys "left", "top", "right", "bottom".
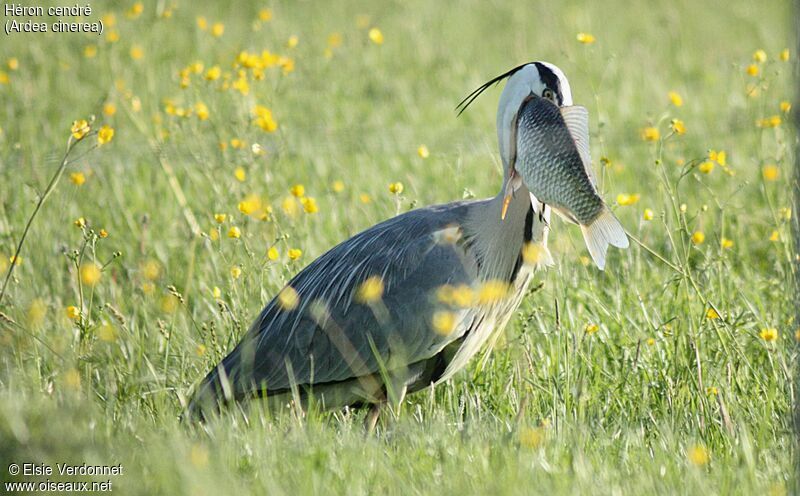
{"left": 551, "top": 205, "right": 580, "bottom": 225}
{"left": 559, "top": 105, "right": 595, "bottom": 186}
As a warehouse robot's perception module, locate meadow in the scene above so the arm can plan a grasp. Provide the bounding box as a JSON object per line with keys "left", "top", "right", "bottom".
{"left": 0, "top": 0, "right": 797, "bottom": 494}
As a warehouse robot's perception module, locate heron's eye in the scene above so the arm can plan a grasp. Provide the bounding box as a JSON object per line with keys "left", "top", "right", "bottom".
{"left": 542, "top": 88, "right": 556, "bottom": 103}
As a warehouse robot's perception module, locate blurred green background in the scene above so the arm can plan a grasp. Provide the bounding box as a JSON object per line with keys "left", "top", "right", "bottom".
{"left": 0, "top": 0, "right": 795, "bottom": 494}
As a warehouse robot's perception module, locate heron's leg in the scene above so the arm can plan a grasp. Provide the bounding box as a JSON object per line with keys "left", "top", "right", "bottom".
{"left": 364, "top": 403, "right": 382, "bottom": 433}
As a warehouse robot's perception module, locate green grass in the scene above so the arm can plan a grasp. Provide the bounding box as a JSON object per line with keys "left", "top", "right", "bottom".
{"left": 0, "top": 0, "right": 796, "bottom": 494}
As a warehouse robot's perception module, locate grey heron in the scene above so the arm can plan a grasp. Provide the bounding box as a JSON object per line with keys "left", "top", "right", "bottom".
{"left": 186, "top": 61, "right": 622, "bottom": 426}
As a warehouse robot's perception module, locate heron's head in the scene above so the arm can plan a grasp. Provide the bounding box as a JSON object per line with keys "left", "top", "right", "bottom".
{"left": 457, "top": 61, "right": 573, "bottom": 172}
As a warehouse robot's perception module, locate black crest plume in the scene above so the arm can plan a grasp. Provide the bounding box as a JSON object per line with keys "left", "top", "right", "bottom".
{"left": 455, "top": 63, "right": 531, "bottom": 116}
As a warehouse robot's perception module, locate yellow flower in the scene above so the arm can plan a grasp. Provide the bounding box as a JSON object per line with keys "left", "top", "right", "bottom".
{"left": 205, "top": 66, "right": 221, "bottom": 81}
{"left": 71, "top": 119, "right": 90, "bottom": 140}
{"left": 230, "top": 138, "right": 246, "bottom": 149}
{"left": 417, "top": 145, "right": 430, "bottom": 158}
{"left": 259, "top": 9, "right": 272, "bottom": 21}
{"left": 80, "top": 263, "right": 102, "bottom": 287}
{"left": 769, "top": 230, "right": 780, "bottom": 242}
{"left": 287, "top": 35, "right": 299, "bottom": 48}
{"left": 234, "top": 167, "right": 246, "bottom": 182}
{"left": 780, "top": 101, "right": 791, "bottom": 113}
{"left": 267, "top": 246, "right": 279, "bottom": 261}
{"left": 359, "top": 193, "right": 372, "bottom": 204}
{"left": 194, "top": 102, "right": 209, "bottom": 120}
{"left": 706, "top": 308, "right": 720, "bottom": 320}
{"left": 646, "top": 337, "right": 655, "bottom": 346}
{"left": 64, "top": 368, "right": 81, "bottom": 389}
{"left": 70, "top": 172, "right": 86, "bottom": 186}
{"left": 142, "top": 281, "right": 155, "bottom": 295}
{"left": 160, "top": 294, "right": 179, "bottom": 313}
{"left": 688, "top": 445, "right": 709, "bottom": 466}
{"left": 476, "top": 280, "right": 510, "bottom": 305}
{"left": 708, "top": 150, "right": 727, "bottom": 166}
{"left": 388, "top": 182, "right": 404, "bottom": 195}
{"left": 327, "top": 32, "right": 343, "bottom": 48}
{"left": 584, "top": 323, "right": 599, "bottom": 335}
{"left": 97, "top": 125, "right": 115, "bottom": 145}
{"left": 780, "top": 48, "right": 790, "bottom": 61}
{"left": 356, "top": 276, "right": 384, "bottom": 303}
{"left": 698, "top": 161, "right": 715, "bottom": 174}
{"left": 66, "top": 305, "right": 81, "bottom": 320}
{"left": 331, "top": 180, "right": 345, "bottom": 193}
{"left": 616, "top": 193, "right": 640, "bottom": 206}
{"left": 189, "top": 443, "right": 209, "bottom": 468}
{"left": 641, "top": 126, "right": 660, "bottom": 142}
{"left": 521, "top": 242, "right": 550, "bottom": 265}
{"left": 74, "top": 217, "right": 86, "bottom": 229}
{"left": 211, "top": 22, "right": 224, "bottom": 37}
{"left": 288, "top": 248, "right": 302, "bottom": 260}
{"left": 0, "top": 71, "right": 8, "bottom": 85}
{"left": 753, "top": 49, "right": 767, "bottom": 63}
{"left": 196, "top": 16, "right": 208, "bottom": 30}
{"left": 759, "top": 327, "right": 778, "bottom": 342}
{"left": 83, "top": 45, "right": 97, "bottom": 58}
{"left": 706, "top": 386, "right": 719, "bottom": 396}
{"left": 778, "top": 207, "right": 792, "bottom": 221}
{"left": 301, "top": 197, "right": 319, "bottom": 214}
{"left": 98, "top": 229, "right": 108, "bottom": 238}
{"left": 106, "top": 30, "right": 120, "bottom": 43}
{"left": 290, "top": 184, "right": 305, "bottom": 197}
{"left": 746, "top": 64, "right": 759, "bottom": 76}
{"left": 277, "top": 286, "right": 300, "bottom": 310}
{"left": 368, "top": 28, "right": 384, "bottom": 45}
{"left": 103, "top": 103, "right": 117, "bottom": 116}
{"left": 643, "top": 208, "right": 654, "bottom": 221}
{"left": 668, "top": 90, "right": 683, "bottom": 107}
{"left": 282, "top": 197, "right": 300, "bottom": 217}
{"left": 130, "top": 45, "right": 144, "bottom": 60}
{"left": 26, "top": 299, "right": 46, "bottom": 327}
{"left": 519, "top": 426, "right": 545, "bottom": 449}
{"left": 576, "top": 32, "right": 596, "bottom": 44}
{"left": 8, "top": 255, "right": 21, "bottom": 266}
{"left": 141, "top": 259, "right": 161, "bottom": 280}
{"left": 721, "top": 238, "right": 734, "bottom": 249}
{"left": 196, "top": 344, "right": 206, "bottom": 356}
{"left": 670, "top": 119, "right": 686, "bottom": 135}
{"left": 127, "top": 2, "right": 143, "bottom": 18}
{"left": 214, "top": 213, "right": 227, "bottom": 223}
{"left": 432, "top": 311, "right": 456, "bottom": 336}
{"left": 762, "top": 164, "right": 779, "bottom": 181}
{"left": 690, "top": 231, "right": 705, "bottom": 245}
{"left": 228, "top": 226, "right": 241, "bottom": 239}
{"left": 7, "top": 57, "right": 19, "bottom": 71}
{"left": 238, "top": 194, "right": 261, "bottom": 216}
{"left": 230, "top": 266, "right": 242, "bottom": 279}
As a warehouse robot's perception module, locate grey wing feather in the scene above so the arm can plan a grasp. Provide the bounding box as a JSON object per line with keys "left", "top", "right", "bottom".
{"left": 202, "top": 201, "right": 482, "bottom": 400}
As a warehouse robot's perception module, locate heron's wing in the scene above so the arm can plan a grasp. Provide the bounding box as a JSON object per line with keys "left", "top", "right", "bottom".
{"left": 216, "top": 201, "right": 483, "bottom": 397}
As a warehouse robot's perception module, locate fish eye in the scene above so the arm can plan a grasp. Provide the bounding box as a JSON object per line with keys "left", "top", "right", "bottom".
{"left": 542, "top": 88, "right": 556, "bottom": 103}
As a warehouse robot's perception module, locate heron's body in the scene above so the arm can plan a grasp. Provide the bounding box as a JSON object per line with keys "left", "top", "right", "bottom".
{"left": 188, "top": 183, "right": 548, "bottom": 417}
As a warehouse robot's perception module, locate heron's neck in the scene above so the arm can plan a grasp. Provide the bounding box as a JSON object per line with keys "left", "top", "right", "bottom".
{"left": 466, "top": 179, "right": 540, "bottom": 281}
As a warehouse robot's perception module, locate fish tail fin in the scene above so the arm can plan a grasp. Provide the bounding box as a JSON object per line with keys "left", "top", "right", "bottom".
{"left": 580, "top": 207, "right": 629, "bottom": 270}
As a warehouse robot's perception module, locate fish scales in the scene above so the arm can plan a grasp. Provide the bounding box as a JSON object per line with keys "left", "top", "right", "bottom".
{"left": 515, "top": 98, "right": 604, "bottom": 224}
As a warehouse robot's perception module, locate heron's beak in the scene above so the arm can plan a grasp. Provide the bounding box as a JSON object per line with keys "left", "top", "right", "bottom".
{"left": 500, "top": 168, "right": 519, "bottom": 220}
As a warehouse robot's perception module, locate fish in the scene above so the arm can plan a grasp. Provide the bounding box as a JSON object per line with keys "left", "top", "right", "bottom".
{"left": 511, "top": 94, "right": 628, "bottom": 269}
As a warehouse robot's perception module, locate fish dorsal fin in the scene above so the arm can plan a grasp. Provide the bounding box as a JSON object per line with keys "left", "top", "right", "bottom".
{"left": 560, "top": 105, "right": 595, "bottom": 185}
